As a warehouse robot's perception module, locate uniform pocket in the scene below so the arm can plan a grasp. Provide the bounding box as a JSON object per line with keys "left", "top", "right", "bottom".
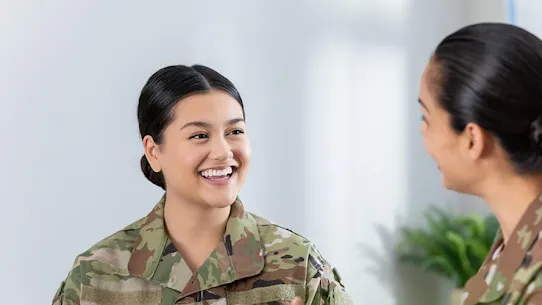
{"left": 226, "top": 284, "right": 304, "bottom": 305}
{"left": 80, "top": 285, "right": 162, "bottom": 305}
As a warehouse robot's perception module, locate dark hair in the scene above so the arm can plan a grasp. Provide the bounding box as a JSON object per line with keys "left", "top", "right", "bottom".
{"left": 137, "top": 64, "right": 244, "bottom": 189}
{"left": 431, "top": 22, "right": 542, "bottom": 173}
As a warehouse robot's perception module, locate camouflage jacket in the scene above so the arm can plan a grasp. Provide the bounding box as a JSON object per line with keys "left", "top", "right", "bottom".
{"left": 462, "top": 195, "right": 542, "bottom": 305}
{"left": 52, "top": 196, "right": 352, "bottom": 305}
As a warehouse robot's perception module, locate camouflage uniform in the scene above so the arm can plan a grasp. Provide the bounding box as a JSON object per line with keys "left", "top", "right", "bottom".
{"left": 52, "top": 196, "right": 352, "bottom": 305}
{"left": 462, "top": 195, "right": 542, "bottom": 305}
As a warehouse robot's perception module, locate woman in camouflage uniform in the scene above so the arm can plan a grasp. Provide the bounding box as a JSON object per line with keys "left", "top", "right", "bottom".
{"left": 419, "top": 23, "right": 542, "bottom": 305}
{"left": 52, "top": 65, "right": 351, "bottom": 305}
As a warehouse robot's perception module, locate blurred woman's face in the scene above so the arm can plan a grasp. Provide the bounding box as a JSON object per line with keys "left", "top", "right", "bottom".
{"left": 419, "top": 61, "right": 481, "bottom": 194}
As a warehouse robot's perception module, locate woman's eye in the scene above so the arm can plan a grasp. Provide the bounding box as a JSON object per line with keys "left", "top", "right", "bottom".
{"left": 189, "top": 133, "right": 208, "bottom": 140}
{"left": 230, "top": 129, "right": 244, "bottom": 135}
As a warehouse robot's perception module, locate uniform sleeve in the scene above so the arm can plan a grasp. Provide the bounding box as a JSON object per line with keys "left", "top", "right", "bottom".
{"left": 52, "top": 257, "right": 83, "bottom": 305}
{"left": 304, "top": 245, "right": 353, "bottom": 305}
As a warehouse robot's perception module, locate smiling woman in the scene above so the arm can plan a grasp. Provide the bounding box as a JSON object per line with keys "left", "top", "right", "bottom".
{"left": 138, "top": 70, "right": 249, "bottom": 211}
{"left": 52, "top": 64, "right": 352, "bottom": 305}
{"left": 419, "top": 23, "right": 542, "bottom": 305}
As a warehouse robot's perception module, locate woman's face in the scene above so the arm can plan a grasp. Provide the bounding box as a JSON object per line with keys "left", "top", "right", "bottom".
{"left": 144, "top": 90, "right": 251, "bottom": 208}
{"left": 419, "top": 62, "right": 483, "bottom": 193}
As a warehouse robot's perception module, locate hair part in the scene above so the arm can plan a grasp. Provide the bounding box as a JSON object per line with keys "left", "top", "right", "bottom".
{"left": 137, "top": 64, "right": 244, "bottom": 189}
{"left": 430, "top": 22, "right": 542, "bottom": 174}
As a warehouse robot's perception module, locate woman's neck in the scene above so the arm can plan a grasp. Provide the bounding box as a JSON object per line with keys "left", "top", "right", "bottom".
{"left": 163, "top": 192, "right": 231, "bottom": 251}
{"left": 478, "top": 174, "right": 542, "bottom": 244}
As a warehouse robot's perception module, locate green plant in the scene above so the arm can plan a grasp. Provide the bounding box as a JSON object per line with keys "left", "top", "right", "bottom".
{"left": 397, "top": 206, "right": 499, "bottom": 288}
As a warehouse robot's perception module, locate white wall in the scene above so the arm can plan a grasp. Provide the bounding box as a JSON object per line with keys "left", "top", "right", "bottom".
{"left": 302, "top": 1, "right": 505, "bottom": 304}
{"left": 513, "top": 0, "right": 542, "bottom": 36}
{"left": 0, "top": 1, "right": 506, "bottom": 304}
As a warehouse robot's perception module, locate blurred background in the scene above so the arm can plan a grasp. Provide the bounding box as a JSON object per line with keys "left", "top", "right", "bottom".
{"left": 1, "top": 0, "right": 540, "bottom": 304}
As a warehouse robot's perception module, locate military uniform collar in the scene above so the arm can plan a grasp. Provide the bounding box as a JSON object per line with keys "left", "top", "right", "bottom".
{"left": 127, "top": 195, "right": 265, "bottom": 298}
{"left": 462, "top": 195, "right": 542, "bottom": 304}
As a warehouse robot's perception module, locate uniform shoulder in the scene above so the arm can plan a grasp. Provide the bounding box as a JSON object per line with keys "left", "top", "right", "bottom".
{"left": 55, "top": 216, "right": 148, "bottom": 303}
{"left": 86, "top": 216, "right": 145, "bottom": 252}
{"left": 249, "top": 212, "right": 328, "bottom": 262}
{"left": 70, "top": 216, "right": 146, "bottom": 271}
{"left": 250, "top": 212, "right": 312, "bottom": 246}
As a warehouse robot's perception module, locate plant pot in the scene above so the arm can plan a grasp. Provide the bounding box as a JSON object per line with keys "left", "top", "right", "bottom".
{"left": 450, "top": 288, "right": 464, "bottom": 305}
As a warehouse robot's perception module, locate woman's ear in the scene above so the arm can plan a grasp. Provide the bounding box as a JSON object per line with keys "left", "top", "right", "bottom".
{"left": 143, "top": 135, "right": 161, "bottom": 172}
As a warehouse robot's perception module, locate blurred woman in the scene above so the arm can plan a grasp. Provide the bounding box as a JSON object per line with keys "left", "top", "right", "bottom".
{"left": 419, "top": 23, "right": 542, "bottom": 304}
{"left": 52, "top": 65, "right": 351, "bottom": 305}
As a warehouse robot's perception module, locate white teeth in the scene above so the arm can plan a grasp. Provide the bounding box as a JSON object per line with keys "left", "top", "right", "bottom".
{"left": 200, "top": 166, "right": 233, "bottom": 177}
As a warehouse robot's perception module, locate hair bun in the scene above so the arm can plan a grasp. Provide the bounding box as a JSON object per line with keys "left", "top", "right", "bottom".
{"left": 140, "top": 155, "right": 166, "bottom": 190}
{"left": 530, "top": 115, "right": 542, "bottom": 149}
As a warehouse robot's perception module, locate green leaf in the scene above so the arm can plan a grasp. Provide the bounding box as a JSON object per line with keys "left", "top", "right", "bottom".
{"left": 446, "top": 231, "right": 475, "bottom": 281}
{"left": 465, "top": 238, "right": 490, "bottom": 262}
{"left": 457, "top": 214, "right": 485, "bottom": 238}
{"left": 420, "top": 256, "right": 462, "bottom": 287}
{"left": 396, "top": 205, "right": 500, "bottom": 287}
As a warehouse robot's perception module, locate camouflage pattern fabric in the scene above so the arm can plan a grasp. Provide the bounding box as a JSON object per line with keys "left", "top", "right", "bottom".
{"left": 461, "top": 195, "right": 542, "bottom": 305}
{"left": 52, "top": 196, "right": 352, "bottom": 305}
